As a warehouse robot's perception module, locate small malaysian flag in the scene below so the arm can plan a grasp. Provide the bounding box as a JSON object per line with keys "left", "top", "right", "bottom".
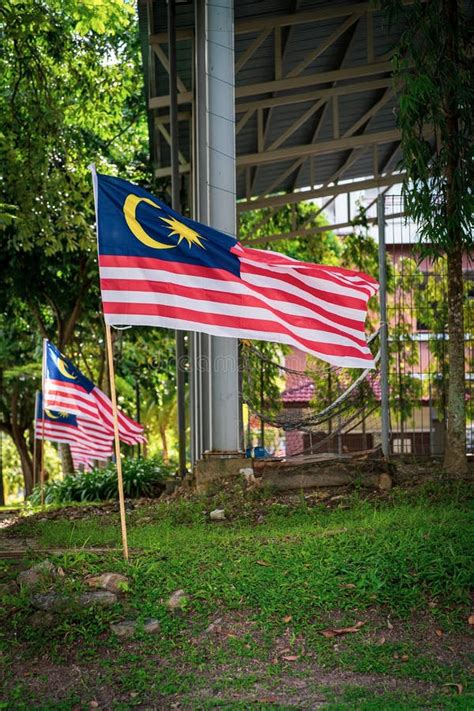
{"left": 93, "top": 172, "right": 378, "bottom": 369}
{"left": 69, "top": 444, "right": 95, "bottom": 472}
{"left": 34, "top": 393, "right": 113, "bottom": 461}
{"left": 43, "top": 341, "right": 146, "bottom": 445}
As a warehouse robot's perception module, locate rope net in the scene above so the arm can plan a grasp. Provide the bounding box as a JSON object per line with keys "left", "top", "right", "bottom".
{"left": 241, "top": 333, "right": 382, "bottom": 457}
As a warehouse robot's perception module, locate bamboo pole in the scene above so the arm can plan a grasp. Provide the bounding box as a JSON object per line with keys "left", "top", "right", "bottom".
{"left": 33, "top": 391, "right": 39, "bottom": 488}
{"left": 105, "top": 324, "right": 129, "bottom": 560}
{"left": 40, "top": 340, "right": 47, "bottom": 506}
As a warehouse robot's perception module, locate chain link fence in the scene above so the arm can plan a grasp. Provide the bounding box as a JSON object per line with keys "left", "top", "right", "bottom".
{"left": 242, "top": 195, "right": 474, "bottom": 458}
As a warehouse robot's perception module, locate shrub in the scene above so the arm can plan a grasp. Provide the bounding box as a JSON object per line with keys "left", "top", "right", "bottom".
{"left": 29, "top": 456, "right": 173, "bottom": 506}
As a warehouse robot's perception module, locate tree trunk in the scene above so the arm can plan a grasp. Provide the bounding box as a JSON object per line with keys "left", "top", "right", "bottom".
{"left": 59, "top": 442, "right": 75, "bottom": 476}
{"left": 159, "top": 425, "right": 169, "bottom": 463}
{"left": 444, "top": 244, "right": 467, "bottom": 476}
{"left": 0, "top": 465, "right": 5, "bottom": 506}
{"left": 442, "top": 0, "right": 467, "bottom": 477}
{"left": 12, "top": 431, "right": 34, "bottom": 498}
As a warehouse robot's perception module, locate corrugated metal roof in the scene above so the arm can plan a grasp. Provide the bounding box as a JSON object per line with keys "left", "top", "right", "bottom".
{"left": 138, "top": 0, "right": 406, "bottom": 206}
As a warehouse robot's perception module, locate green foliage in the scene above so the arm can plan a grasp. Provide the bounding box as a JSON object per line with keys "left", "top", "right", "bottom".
{"left": 28, "top": 456, "right": 172, "bottom": 505}
{"left": 0, "top": 0, "right": 161, "bottom": 489}
{"left": 386, "top": 0, "right": 473, "bottom": 255}
{"left": 239, "top": 202, "right": 341, "bottom": 264}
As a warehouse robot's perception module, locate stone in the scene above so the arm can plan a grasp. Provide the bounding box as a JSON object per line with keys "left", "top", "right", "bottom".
{"left": 17, "top": 560, "right": 57, "bottom": 589}
{"left": 78, "top": 591, "right": 117, "bottom": 608}
{"left": 378, "top": 472, "right": 393, "bottom": 491}
{"left": 143, "top": 618, "right": 161, "bottom": 634}
{"left": 166, "top": 589, "right": 188, "bottom": 611}
{"left": 85, "top": 573, "right": 129, "bottom": 593}
{"left": 240, "top": 467, "right": 256, "bottom": 484}
{"left": 31, "top": 593, "right": 71, "bottom": 613}
{"left": 210, "top": 509, "right": 226, "bottom": 521}
{"left": 29, "top": 611, "right": 55, "bottom": 629}
{"left": 205, "top": 617, "right": 223, "bottom": 634}
{"left": 0, "top": 581, "right": 18, "bottom": 596}
{"left": 110, "top": 620, "right": 137, "bottom": 638}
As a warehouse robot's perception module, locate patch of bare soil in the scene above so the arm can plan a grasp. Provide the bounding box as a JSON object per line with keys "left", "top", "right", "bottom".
{"left": 2, "top": 649, "right": 441, "bottom": 710}
{"left": 3, "top": 607, "right": 470, "bottom": 710}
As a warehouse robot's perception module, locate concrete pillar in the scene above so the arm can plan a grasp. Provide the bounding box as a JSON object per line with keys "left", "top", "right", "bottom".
{"left": 192, "top": 0, "right": 240, "bottom": 459}
{"left": 205, "top": 0, "right": 240, "bottom": 453}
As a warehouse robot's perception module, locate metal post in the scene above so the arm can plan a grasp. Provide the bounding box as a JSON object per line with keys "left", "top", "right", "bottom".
{"left": 206, "top": 0, "right": 241, "bottom": 453}
{"left": 135, "top": 378, "right": 141, "bottom": 458}
{"left": 377, "top": 194, "right": 390, "bottom": 459}
{"left": 168, "top": 0, "right": 187, "bottom": 476}
{"left": 193, "top": 0, "right": 212, "bottom": 461}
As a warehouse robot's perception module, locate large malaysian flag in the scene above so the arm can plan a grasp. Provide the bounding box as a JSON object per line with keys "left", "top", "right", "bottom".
{"left": 93, "top": 173, "right": 378, "bottom": 369}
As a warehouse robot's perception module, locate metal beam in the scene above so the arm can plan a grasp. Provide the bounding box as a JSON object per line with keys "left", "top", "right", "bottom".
{"left": 149, "top": 3, "right": 378, "bottom": 44}
{"left": 235, "top": 61, "right": 392, "bottom": 99}
{"left": 150, "top": 29, "right": 193, "bottom": 44}
{"left": 152, "top": 43, "right": 188, "bottom": 94}
{"left": 265, "top": 100, "right": 324, "bottom": 152}
{"left": 287, "top": 12, "right": 363, "bottom": 78}
{"left": 150, "top": 65, "right": 393, "bottom": 110}
{"left": 234, "top": 2, "right": 374, "bottom": 34}
{"left": 236, "top": 172, "right": 405, "bottom": 212}
{"left": 288, "top": 20, "right": 361, "bottom": 192}
{"left": 237, "top": 129, "right": 401, "bottom": 168}
{"left": 242, "top": 212, "right": 405, "bottom": 246}
{"left": 249, "top": 1, "right": 301, "bottom": 198}
{"left": 235, "top": 28, "right": 272, "bottom": 74}
{"left": 156, "top": 122, "right": 187, "bottom": 165}
{"left": 235, "top": 77, "right": 393, "bottom": 114}
{"left": 155, "top": 162, "right": 190, "bottom": 178}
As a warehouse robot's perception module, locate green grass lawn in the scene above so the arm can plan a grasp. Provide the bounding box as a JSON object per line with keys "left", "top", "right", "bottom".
{"left": 0, "top": 483, "right": 473, "bottom": 709}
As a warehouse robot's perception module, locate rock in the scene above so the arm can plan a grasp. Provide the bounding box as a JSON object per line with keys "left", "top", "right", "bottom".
{"left": 0, "top": 581, "right": 18, "bottom": 596}
{"left": 205, "top": 617, "right": 223, "bottom": 634}
{"left": 31, "top": 593, "right": 71, "bottom": 613}
{"left": 17, "top": 560, "right": 57, "bottom": 589}
{"left": 378, "top": 473, "right": 393, "bottom": 491}
{"left": 143, "top": 618, "right": 161, "bottom": 634}
{"left": 29, "top": 611, "right": 55, "bottom": 629}
{"left": 166, "top": 589, "right": 188, "bottom": 611}
{"left": 165, "top": 479, "right": 178, "bottom": 494}
{"left": 110, "top": 620, "right": 137, "bottom": 638}
{"left": 78, "top": 591, "right": 117, "bottom": 608}
{"left": 85, "top": 573, "right": 129, "bottom": 593}
{"left": 210, "top": 509, "right": 226, "bottom": 521}
{"left": 240, "top": 467, "right": 256, "bottom": 484}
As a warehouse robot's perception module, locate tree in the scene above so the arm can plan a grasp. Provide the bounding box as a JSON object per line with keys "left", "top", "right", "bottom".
{"left": 386, "top": 0, "right": 474, "bottom": 475}
{"left": 0, "top": 310, "right": 41, "bottom": 496}
{"left": 0, "top": 0, "right": 150, "bottom": 488}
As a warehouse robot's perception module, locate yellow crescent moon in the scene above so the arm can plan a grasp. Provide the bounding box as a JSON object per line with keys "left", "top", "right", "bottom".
{"left": 57, "top": 358, "right": 77, "bottom": 380}
{"left": 123, "top": 194, "right": 175, "bottom": 250}
{"left": 45, "top": 409, "right": 60, "bottom": 419}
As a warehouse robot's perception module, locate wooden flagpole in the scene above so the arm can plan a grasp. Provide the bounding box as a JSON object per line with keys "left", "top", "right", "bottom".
{"left": 40, "top": 339, "right": 47, "bottom": 507}
{"left": 33, "top": 391, "right": 39, "bottom": 489}
{"left": 105, "top": 324, "right": 129, "bottom": 560}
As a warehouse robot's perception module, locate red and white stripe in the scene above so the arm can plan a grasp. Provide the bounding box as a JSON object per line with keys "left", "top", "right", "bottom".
{"left": 70, "top": 445, "right": 94, "bottom": 472}
{"left": 43, "top": 383, "right": 145, "bottom": 445}
{"left": 34, "top": 420, "right": 113, "bottom": 460}
{"left": 99, "top": 245, "right": 378, "bottom": 368}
